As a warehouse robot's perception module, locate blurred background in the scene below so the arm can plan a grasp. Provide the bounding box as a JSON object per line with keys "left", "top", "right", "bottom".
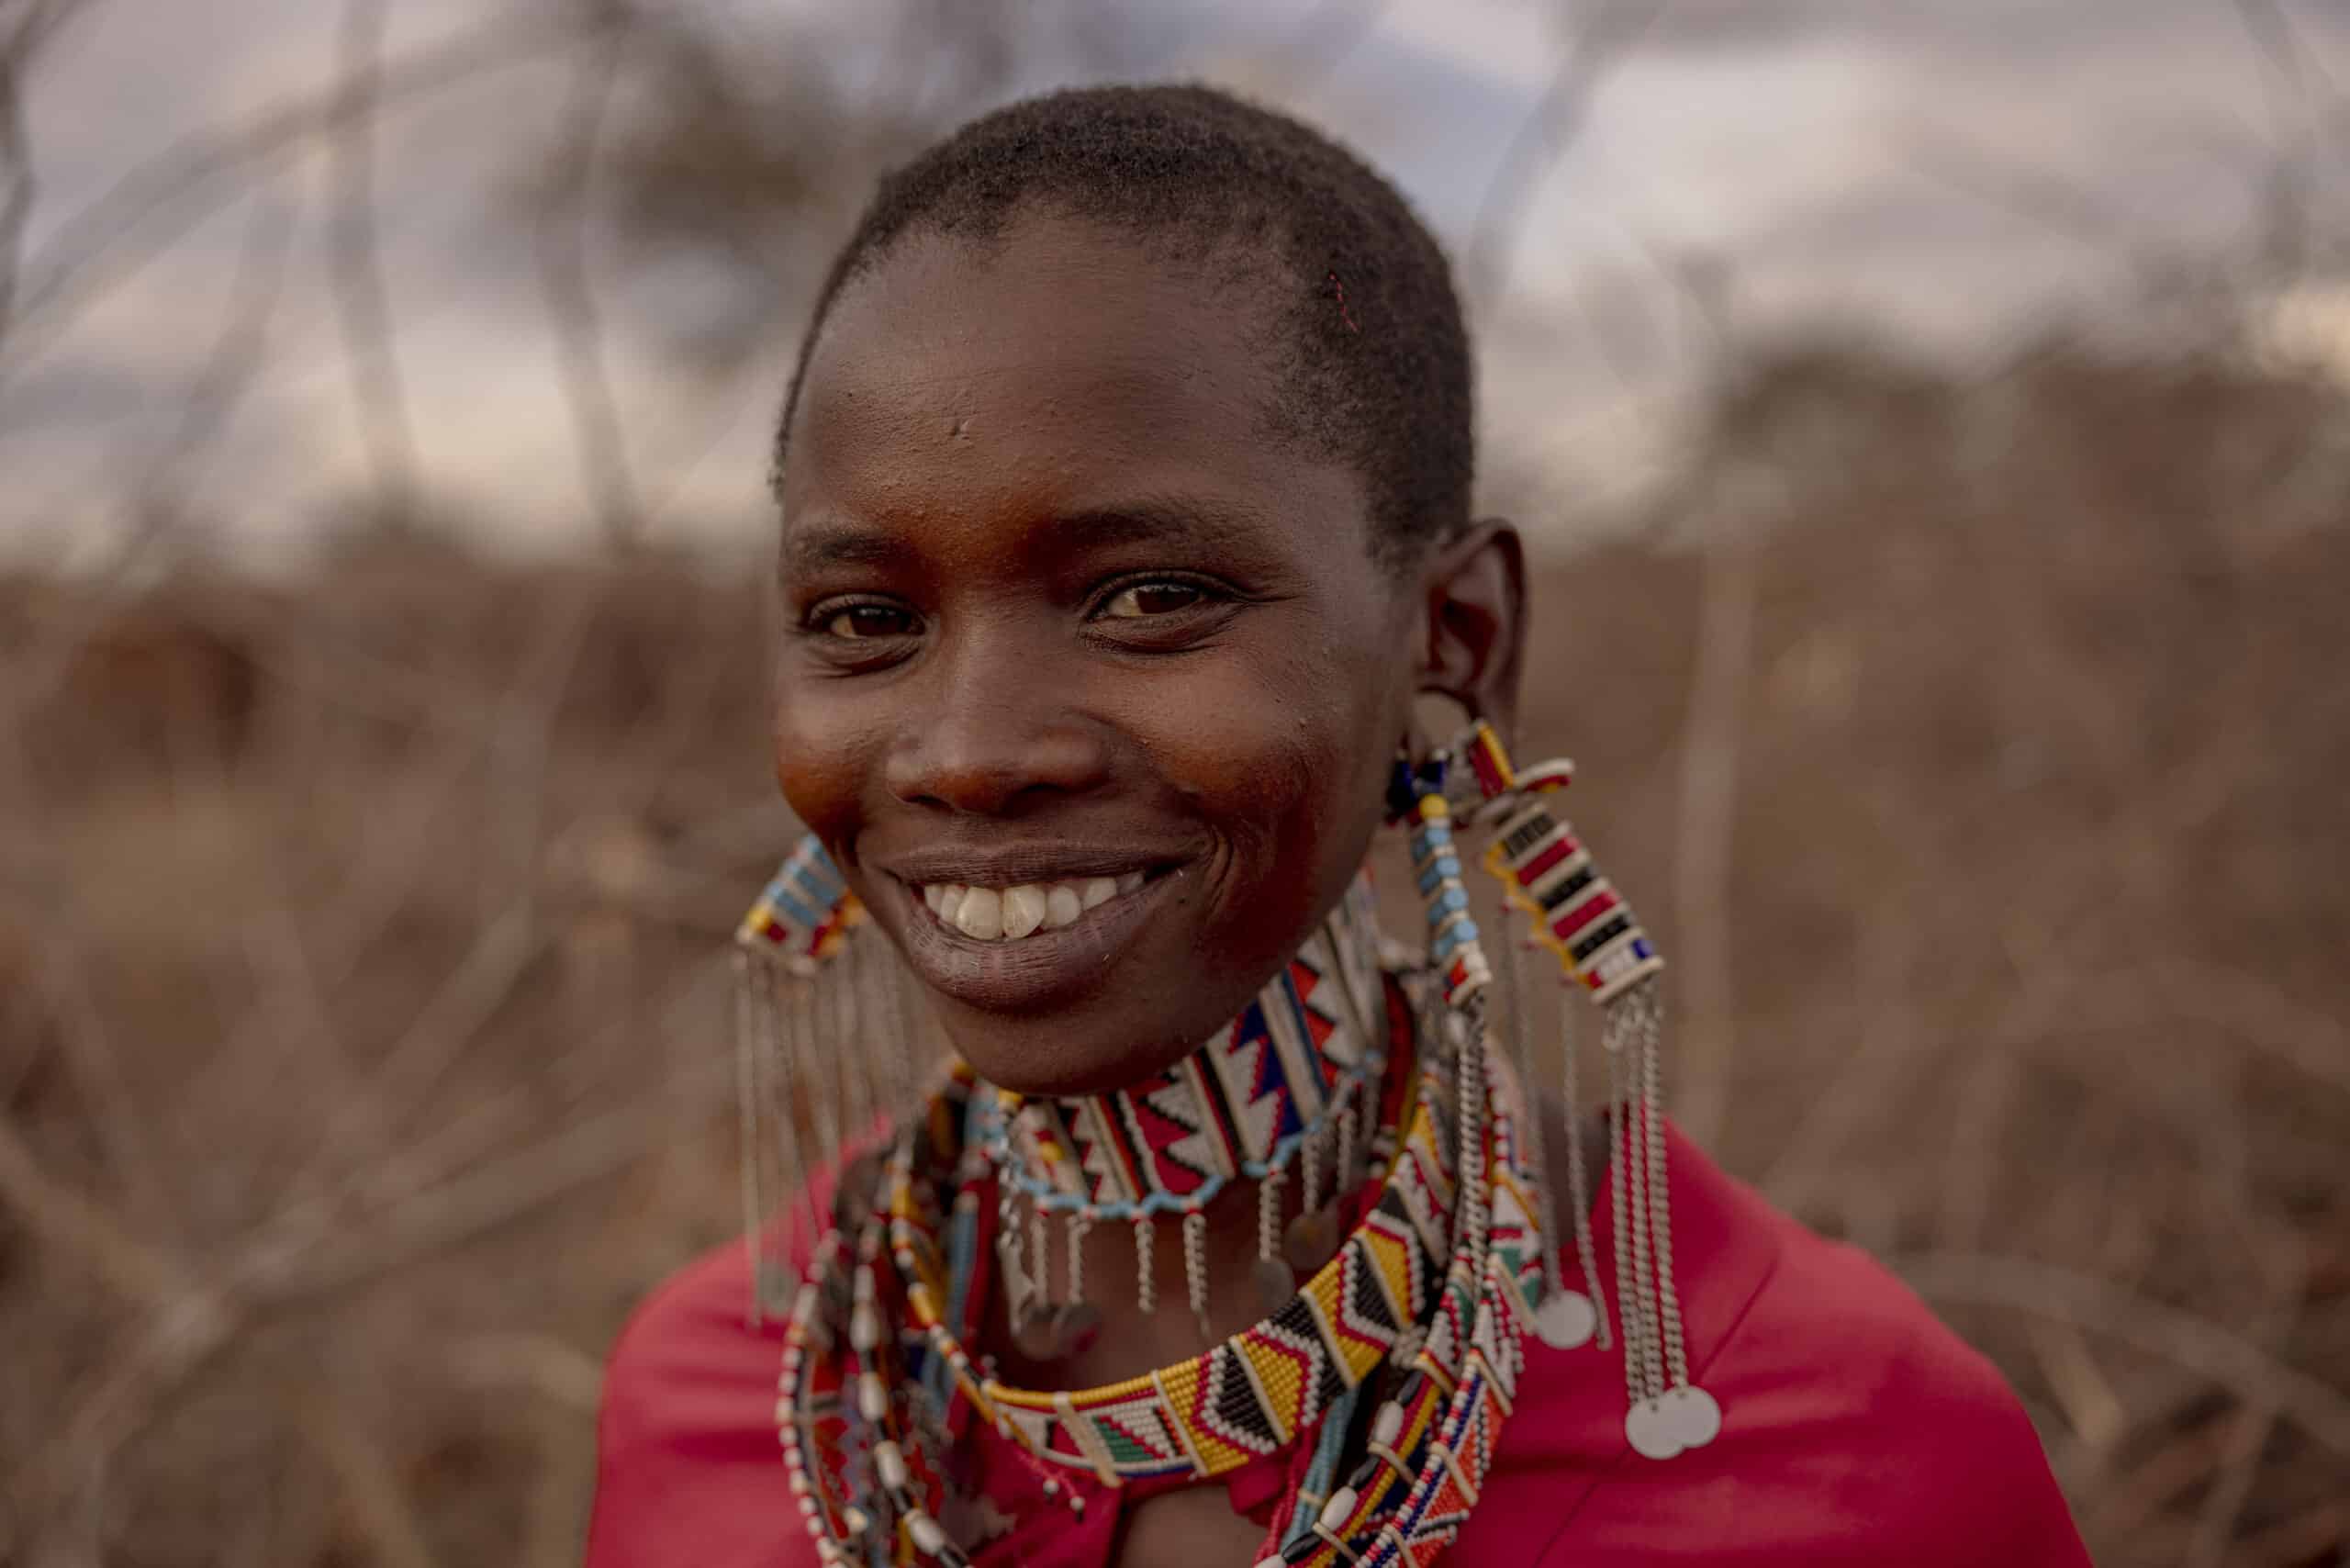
{"left": 3, "top": 1, "right": 2347, "bottom": 1563}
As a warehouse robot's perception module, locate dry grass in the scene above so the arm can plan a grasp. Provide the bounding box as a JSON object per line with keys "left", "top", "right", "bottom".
{"left": 3, "top": 339, "right": 2346, "bottom": 1565}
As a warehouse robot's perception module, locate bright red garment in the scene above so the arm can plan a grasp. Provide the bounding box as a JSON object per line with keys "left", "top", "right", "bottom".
{"left": 588, "top": 1125, "right": 2090, "bottom": 1566}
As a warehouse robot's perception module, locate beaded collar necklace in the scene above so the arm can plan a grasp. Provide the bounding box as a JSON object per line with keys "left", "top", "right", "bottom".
{"left": 778, "top": 953, "right": 1552, "bottom": 1566}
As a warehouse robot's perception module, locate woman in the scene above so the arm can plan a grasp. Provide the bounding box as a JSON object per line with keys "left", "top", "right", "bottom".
{"left": 587, "top": 86, "right": 2089, "bottom": 1566}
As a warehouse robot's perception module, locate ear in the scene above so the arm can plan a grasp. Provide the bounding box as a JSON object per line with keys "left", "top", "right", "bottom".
{"left": 1416, "top": 519, "right": 1528, "bottom": 740}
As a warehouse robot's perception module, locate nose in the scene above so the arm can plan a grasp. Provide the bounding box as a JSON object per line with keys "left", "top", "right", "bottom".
{"left": 883, "top": 631, "right": 1113, "bottom": 815}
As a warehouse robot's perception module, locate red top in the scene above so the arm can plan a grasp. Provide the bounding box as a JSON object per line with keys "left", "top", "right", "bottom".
{"left": 587, "top": 1125, "right": 2090, "bottom": 1566}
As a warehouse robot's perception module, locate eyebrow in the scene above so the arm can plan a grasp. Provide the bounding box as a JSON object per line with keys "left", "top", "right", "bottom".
{"left": 780, "top": 520, "right": 915, "bottom": 575}
{"left": 1049, "top": 494, "right": 1272, "bottom": 554}
{"left": 782, "top": 494, "right": 1276, "bottom": 576}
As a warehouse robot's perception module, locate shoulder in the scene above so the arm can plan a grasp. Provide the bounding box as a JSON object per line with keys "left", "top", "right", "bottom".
{"left": 1703, "top": 1208, "right": 2088, "bottom": 1564}
{"left": 1495, "top": 1126, "right": 2089, "bottom": 1566}
{"left": 586, "top": 1236, "right": 818, "bottom": 1568}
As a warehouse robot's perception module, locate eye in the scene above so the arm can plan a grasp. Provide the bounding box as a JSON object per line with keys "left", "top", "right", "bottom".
{"left": 819, "top": 602, "right": 921, "bottom": 640}
{"left": 1100, "top": 581, "right": 1208, "bottom": 619}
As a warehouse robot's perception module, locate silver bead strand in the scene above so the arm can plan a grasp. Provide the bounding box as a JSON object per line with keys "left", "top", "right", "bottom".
{"left": 995, "top": 1187, "right": 1030, "bottom": 1316}
{"left": 1607, "top": 1036, "right": 1648, "bottom": 1411}
{"left": 1183, "top": 1209, "right": 1211, "bottom": 1338}
{"left": 780, "top": 971, "right": 822, "bottom": 1249}
{"left": 1134, "top": 1215, "right": 1155, "bottom": 1316}
{"left": 1636, "top": 984, "right": 1718, "bottom": 1450}
{"left": 1496, "top": 924, "right": 1565, "bottom": 1306}
{"left": 834, "top": 939, "right": 870, "bottom": 1145}
{"left": 733, "top": 949, "right": 767, "bottom": 1327}
{"left": 1336, "top": 1101, "right": 1360, "bottom": 1198}
{"left": 1029, "top": 1208, "right": 1051, "bottom": 1312}
{"left": 1561, "top": 998, "right": 1611, "bottom": 1351}
{"left": 1301, "top": 1119, "right": 1325, "bottom": 1218}
{"left": 808, "top": 974, "right": 842, "bottom": 1182}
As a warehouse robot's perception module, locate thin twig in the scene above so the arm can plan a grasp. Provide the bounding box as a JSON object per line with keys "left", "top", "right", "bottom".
{"left": 1463, "top": 0, "right": 1665, "bottom": 308}
{"left": 328, "top": 0, "right": 420, "bottom": 522}
{"left": 537, "top": 4, "right": 643, "bottom": 552}
{"left": 1897, "top": 1253, "right": 2350, "bottom": 1460}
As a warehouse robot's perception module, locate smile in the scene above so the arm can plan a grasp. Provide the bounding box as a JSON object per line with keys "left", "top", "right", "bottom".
{"left": 919, "top": 872, "right": 1147, "bottom": 942}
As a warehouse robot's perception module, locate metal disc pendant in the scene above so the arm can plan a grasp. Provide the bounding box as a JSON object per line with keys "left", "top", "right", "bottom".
{"left": 1624, "top": 1396, "right": 1685, "bottom": 1461}
{"left": 1283, "top": 1206, "right": 1338, "bottom": 1271}
{"left": 1012, "top": 1301, "right": 1063, "bottom": 1361}
{"left": 1251, "top": 1256, "right": 1296, "bottom": 1316}
{"left": 1533, "top": 1288, "right": 1598, "bottom": 1350}
{"left": 1660, "top": 1384, "right": 1721, "bottom": 1449}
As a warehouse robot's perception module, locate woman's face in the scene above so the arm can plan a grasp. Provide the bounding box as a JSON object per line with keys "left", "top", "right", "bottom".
{"left": 772, "top": 213, "right": 1420, "bottom": 1097}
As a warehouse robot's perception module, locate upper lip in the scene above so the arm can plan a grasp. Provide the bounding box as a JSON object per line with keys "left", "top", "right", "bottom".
{"left": 875, "top": 841, "right": 1189, "bottom": 888}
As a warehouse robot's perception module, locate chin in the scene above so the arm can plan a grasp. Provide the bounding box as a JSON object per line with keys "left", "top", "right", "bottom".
{"left": 925, "top": 986, "right": 1223, "bottom": 1100}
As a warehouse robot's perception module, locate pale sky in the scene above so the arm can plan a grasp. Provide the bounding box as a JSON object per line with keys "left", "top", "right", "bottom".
{"left": 5, "top": 0, "right": 2345, "bottom": 568}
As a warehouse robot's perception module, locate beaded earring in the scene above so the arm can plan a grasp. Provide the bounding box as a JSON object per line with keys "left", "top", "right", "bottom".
{"left": 733, "top": 833, "right": 932, "bottom": 1324}
{"left": 1407, "top": 721, "right": 1722, "bottom": 1460}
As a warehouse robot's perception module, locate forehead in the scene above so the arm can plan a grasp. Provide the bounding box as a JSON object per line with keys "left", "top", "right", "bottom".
{"left": 778, "top": 213, "right": 1369, "bottom": 558}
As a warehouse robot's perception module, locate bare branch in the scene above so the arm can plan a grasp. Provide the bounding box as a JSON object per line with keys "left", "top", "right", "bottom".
{"left": 0, "top": 8, "right": 625, "bottom": 386}
{"left": 537, "top": 3, "right": 643, "bottom": 552}
{"left": 328, "top": 0, "right": 420, "bottom": 522}
{"left": 1897, "top": 1254, "right": 2350, "bottom": 1461}
{"left": 1463, "top": 0, "right": 1665, "bottom": 309}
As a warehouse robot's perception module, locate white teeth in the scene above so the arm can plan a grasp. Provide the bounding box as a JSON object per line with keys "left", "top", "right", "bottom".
{"left": 923, "top": 873, "right": 1148, "bottom": 940}
{"left": 954, "top": 886, "right": 1003, "bottom": 941}
{"left": 1001, "top": 884, "right": 1047, "bottom": 940}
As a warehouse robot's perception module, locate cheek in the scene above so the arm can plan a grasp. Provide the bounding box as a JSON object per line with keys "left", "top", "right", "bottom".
{"left": 770, "top": 683, "right": 881, "bottom": 851}
{"left": 1114, "top": 633, "right": 1398, "bottom": 858}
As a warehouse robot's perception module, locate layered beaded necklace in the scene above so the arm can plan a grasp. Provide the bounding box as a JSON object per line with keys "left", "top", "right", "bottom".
{"left": 740, "top": 724, "right": 1720, "bottom": 1566}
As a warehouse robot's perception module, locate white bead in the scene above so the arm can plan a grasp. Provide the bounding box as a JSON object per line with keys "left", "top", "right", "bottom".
{"left": 1372, "top": 1402, "right": 1403, "bottom": 1446}
{"left": 843, "top": 1506, "right": 869, "bottom": 1536}
{"left": 1318, "top": 1485, "right": 1359, "bottom": 1530}
{"left": 857, "top": 1372, "right": 888, "bottom": 1421}
{"left": 907, "top": 1511, "right": 948, "bottom": 1553}
{"left": 850, "top": 1303, "right": 879, "bottom": 1351}
{"left": 875, "top": 1439, "right": 910, "bottom": 1491}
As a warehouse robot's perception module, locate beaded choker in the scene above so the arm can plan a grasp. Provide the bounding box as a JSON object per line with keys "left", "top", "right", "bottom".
{"left": 977, "top": 873, "right": 1390, "bottom": 1354}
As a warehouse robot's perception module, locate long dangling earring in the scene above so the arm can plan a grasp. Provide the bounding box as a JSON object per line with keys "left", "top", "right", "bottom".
{"left": 1446, "top": 720, "right": 1722, "bottom": 1460}
{"left": 733, "top": 832, "right": 932, "bottom": 1325}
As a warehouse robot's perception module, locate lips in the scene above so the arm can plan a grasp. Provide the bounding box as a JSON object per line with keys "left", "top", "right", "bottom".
{"left": 875, "top": 855, "right": 1193, "bottom": 1014}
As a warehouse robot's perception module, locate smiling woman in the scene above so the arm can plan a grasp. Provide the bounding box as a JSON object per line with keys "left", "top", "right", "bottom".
{"left": 584, "top": 86, "right": 2091, "bottom": 1568}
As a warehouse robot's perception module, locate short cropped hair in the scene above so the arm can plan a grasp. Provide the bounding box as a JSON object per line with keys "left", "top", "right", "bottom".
{"left": 774, "top": 84, "right": 1473, "bottom": 564}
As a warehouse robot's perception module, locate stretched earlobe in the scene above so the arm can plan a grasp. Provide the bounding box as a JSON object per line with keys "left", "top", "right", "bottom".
{"left": 1416, "top": 519, "right": 1528, "bottom": 738}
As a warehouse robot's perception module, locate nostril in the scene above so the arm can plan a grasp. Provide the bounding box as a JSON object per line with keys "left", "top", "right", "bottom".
{"left": 886, "top": 720, "right": 1113, "bottom": 814}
